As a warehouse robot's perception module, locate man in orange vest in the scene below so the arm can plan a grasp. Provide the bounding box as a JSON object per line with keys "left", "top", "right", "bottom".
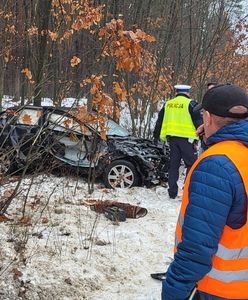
{"left": 162, "top": 84, "right": 248, "bottom": 300}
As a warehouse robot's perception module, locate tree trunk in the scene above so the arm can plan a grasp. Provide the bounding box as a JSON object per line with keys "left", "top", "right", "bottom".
{"left": 0, "top": 58, "right": 5, "bottom": 111}
{"left": 33, "top": 0, "right": 52, "bottom": 106}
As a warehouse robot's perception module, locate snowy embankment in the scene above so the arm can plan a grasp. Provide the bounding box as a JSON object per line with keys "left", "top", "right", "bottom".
{"left": 0, "top": 96, "right": 180, "bottom": 299}
{"left": 0, "top": 174, "right": 182, "bottom": 300}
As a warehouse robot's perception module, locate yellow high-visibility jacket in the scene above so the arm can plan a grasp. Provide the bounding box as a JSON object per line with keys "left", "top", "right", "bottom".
{"left": 160, "top": 95, "right": 198, "bottom": 141}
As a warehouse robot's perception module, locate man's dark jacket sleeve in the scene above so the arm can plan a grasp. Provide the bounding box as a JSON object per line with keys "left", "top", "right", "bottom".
{"left": 153, "top": 106, "right": 164, "bottom": 141}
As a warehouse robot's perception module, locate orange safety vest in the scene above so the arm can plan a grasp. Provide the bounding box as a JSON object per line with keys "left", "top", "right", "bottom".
{"left": 175, "top": 140, "right": 248, "bottom": 299}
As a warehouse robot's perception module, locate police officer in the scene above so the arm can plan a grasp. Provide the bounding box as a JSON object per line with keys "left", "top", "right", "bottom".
{"left": 153, "top": 84, "right": 202, "bottom": 199}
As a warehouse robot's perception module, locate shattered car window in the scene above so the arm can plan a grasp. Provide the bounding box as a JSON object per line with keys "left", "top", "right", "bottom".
{"left": 47, "top": 113, "right": 92, "bottom": 135}
{"left": 106, "top": 119, "right": 129, "bottom": 137}
{"left": 16, "top": 108, "right": 42, "bottom": 125}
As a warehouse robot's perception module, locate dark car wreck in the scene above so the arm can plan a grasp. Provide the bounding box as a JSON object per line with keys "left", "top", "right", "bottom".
{"left": 0, "top": 105, "right": 169, "bottom": 188}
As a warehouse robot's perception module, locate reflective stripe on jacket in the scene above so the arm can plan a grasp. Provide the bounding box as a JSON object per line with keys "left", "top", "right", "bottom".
{"left": 175, "top": 140, "right": 248, "bottom": 299}
{"left": 160, "top": 95, "right": 198, "bottom": 141}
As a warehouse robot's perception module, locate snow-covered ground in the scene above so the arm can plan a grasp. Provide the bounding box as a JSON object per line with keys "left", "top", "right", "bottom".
{"left": 0, "top": 174, "right": 183, "bottom": 300}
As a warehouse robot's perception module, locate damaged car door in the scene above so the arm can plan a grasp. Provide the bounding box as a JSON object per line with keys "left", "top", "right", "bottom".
{"left": 45, "top": 110, "right": 108, "bottom": 171}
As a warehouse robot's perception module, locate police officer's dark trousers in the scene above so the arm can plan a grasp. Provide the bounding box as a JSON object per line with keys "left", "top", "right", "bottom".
{"left": 168, "top": 136, "right": 198, "bottom": 198}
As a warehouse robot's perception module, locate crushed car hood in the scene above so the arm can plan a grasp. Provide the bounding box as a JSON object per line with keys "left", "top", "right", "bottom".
{"left": 107, "top": 135, "right": 168, "bottom": 163}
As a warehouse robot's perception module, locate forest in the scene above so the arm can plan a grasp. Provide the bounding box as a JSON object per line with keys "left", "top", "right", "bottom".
{"left": 0, "top": 3, "right": 248, "bottom": 299}
{"left": 0, "top": 0, "right": 248, "bottom": 137}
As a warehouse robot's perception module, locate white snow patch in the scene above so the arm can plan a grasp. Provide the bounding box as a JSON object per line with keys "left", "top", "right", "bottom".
{"left": 0, "top": 174, "right": 184, "bottom": 300}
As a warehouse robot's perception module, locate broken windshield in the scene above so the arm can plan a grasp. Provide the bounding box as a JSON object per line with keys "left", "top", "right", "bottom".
{"left": 106, "top": 119, "right": 129, "bottom": 137}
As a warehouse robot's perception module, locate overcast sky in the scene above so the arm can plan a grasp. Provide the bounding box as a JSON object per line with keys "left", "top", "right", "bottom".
{"left": 243, "top": 0, "right": 248, "bottom": 11}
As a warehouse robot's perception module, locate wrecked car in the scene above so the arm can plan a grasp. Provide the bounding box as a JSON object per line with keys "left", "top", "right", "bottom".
{"left": 0, "top": 105, "right": 169, "bottom": 188}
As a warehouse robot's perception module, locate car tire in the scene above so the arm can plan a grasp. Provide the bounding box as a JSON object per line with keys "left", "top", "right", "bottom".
{"left": 104, "top": 159, "right": 139, "bottom": 189}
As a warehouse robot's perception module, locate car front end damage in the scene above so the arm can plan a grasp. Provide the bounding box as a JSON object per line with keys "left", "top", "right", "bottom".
{"left": 100, "top": 136, "right": 169, "bottom": 187}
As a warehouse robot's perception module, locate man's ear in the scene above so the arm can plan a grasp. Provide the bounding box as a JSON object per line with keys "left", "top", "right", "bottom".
{"left": 205, "top": 111, "right": 212, "bottom": 127}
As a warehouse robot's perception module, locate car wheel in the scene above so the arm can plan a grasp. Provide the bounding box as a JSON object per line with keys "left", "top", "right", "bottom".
{"left": 104, "top": 160, "right": 139, "bottom": 189}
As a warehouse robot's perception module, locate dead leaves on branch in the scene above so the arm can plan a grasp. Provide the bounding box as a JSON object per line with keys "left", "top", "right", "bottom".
{"left": 127, "top": 49, "right": 172, "bottom": 111}
{"left": 48, "top": 30, "right": 58, "bottom": 41}
{"left": 113, "top": 81, "right": 127, "bottom": 101}
{"left": 21, "top": 68, "right": 32, "bottom": 80}
{"left": 70, "top": 56, "right": 81, "bottom": 67}
{"left": 5, "top": 24, "right": 16, "bottom": 34}
{"left": 51, "top": 0, "right": 103, "bottom": 42}
{"left": 0, "top": 8, "right": 16, "bottom": 66}
{"left": 88, "top": 76, "right": 113, "bottom": 114}
{"left": 79, "top": 75, "right": 114, "bottom": 140}
{"left": 21, "top": 68, "right": 35, "bottom": 85}
{"left": 2, "top": 0, "right": 169, "bottom": 135}
{"left": 27, "top": 26, "right": 39, "bottom": 36}
{"left": 71, "top": 7, "right": 102, "bottom": 31}
{"left": 197, "top": 21, "right": 248, "bottom": 91}
{"left": 99, "top": 19, "right": 156, "bottom": 72}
